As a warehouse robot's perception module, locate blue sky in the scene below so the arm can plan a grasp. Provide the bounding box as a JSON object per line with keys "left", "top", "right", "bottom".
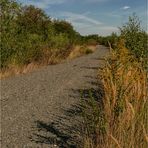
{"left": 17, "top": 0, "right": 147, "bottom": 36}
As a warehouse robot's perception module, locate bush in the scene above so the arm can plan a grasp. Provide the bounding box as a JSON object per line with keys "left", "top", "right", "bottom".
{"left": 14, "top": 34, "right": 43, "bottom": 65}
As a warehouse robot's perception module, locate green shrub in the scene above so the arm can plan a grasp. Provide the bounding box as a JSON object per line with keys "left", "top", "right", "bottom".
{"left": 13, "top": 33, "right": 43, "bottom": 65}
{"left": 50, "top": 34, "right": 70, "bottom": 49}
{"left": 49, "top": 33, "right": 71, "bottom": 58}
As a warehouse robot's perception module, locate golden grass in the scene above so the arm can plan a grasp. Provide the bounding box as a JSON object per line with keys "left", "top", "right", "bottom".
{"left": 83, "top": 39, "right": 148, "bottom": 148}
{"left": 0, "top": 63, "right": 41, "bottom": 79}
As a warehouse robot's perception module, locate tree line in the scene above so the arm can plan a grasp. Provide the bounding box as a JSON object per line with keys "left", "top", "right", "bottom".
{"left": 0, "top": 0, "right": 147, "bottom": 69}
{"left": 1, "top": 0, "right": 94, "bottom": 68}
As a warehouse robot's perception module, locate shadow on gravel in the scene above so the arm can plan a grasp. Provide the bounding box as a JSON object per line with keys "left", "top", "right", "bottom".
{"left": 30, "top": 120, "right": 76, "bottom": 147}
{"left": 80, "top": 66, "right": 98, "bottom": 70}
{"left": 70, "top": 86, "right": 104, "bottom": 103}
{"left": 92, "top": 57, "right": 105, "bottom": 61}
{"left": 30, "top": 108, "right": 82, "bottom": 147}
{"left": 30, "top": 77, "right": 104, "bottom": 147}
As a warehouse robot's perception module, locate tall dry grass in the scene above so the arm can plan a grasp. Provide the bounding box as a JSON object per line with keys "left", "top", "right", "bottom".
{"left": 83, "top": 39, "right": 148, "bottom": 148}
{"left": 0, "top": 45, "right": 96, "bottom": 79}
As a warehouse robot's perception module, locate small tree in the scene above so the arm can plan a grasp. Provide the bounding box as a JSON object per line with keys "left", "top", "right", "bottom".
{"left": 119, "top": 13, "right": 148, "bottom": 60}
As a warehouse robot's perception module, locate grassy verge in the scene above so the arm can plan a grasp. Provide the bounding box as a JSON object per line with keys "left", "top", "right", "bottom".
{"left": 0, "top": 45, "right": 96, "bottom": 79}
{"left": 82, "top": 40, "right": 148, "bottom": 148}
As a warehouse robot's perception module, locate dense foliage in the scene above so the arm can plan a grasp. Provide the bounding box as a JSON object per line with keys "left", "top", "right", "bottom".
{"left": 0, "top": 0, "right": 84, "bottom": 68}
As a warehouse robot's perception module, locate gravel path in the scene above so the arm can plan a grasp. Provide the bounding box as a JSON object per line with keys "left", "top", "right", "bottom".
{"left": 1, "top": 45, "right": 108, "bottom": 148}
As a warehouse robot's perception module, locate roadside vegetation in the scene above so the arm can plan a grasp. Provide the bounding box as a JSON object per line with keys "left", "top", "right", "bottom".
{"left": 1, "top": 1, "right": 147, "bottom": 147}
{"left": 0, "top": 0, "right": 98, "bottom": 78}
{"left": 82, "top": 14, "right": 148, "bottom": 148}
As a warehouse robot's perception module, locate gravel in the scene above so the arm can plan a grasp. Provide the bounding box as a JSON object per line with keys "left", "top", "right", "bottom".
{"left": 0, "top": 45, "right": 108, "bottom": 148}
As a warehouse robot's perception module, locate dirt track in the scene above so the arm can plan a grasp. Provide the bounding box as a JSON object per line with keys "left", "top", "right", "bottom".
{"left": 1, "top": 45, "right": 108, "bottom": 148}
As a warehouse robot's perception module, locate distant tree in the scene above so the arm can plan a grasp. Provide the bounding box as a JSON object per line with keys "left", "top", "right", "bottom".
{"left": 97, "top": 32, "right": 119, "bottom": 48}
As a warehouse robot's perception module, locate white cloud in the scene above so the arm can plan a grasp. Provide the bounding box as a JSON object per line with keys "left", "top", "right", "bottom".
{"left": 122, "top": 6, "right": 130, "bottom": 10}
{"left": 25, "top": 0, "right": 66, "bottom": 9}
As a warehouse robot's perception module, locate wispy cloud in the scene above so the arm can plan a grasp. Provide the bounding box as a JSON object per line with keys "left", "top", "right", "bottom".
{"left": 24, "top": 0, "right": 66, "bottom": 9}
{"left": 59, "top": 11, "right": 102, "bottom": 25}
{"left": 57, "top": 11, "right": 118, "bottom": 36}
{"left": 122, "top": 6, "right": 131, "bottom": 10}
{"left": 85, "top": 0, "right": 109, "bottom": 3}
